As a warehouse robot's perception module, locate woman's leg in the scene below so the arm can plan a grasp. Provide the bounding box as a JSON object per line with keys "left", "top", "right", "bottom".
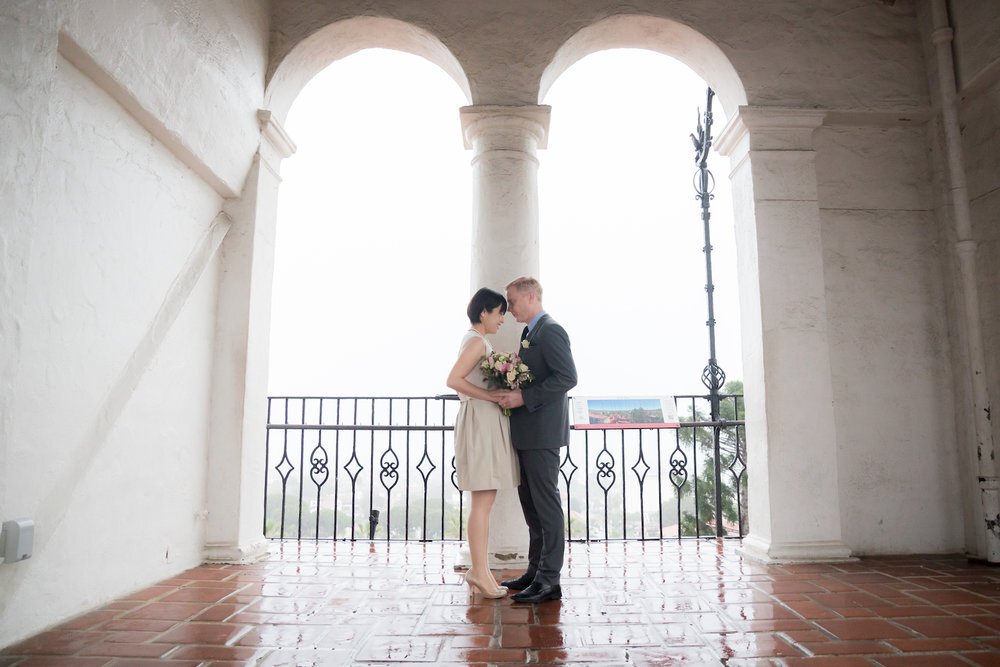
{"left": 467, "top": 489, "right": 498, "bottom": 587}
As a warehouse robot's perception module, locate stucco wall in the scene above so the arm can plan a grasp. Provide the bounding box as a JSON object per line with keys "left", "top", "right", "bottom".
{"left": 913, "top": 0, "right": 1000, "bottom": 558}
{"left": 269, "top": 0, "right": 928, "bottom": 113}
{"left": 956, "top": 39, "right": 1000, "bottom": 556}
{"left": 959, "top": 80, "right": 1000, "bottom": 500}
{"left": 0, "top": 0, "right": 268, "bottom": 647}
{"left": 816, "top": 125, "right": 963, "bottom": 554}
{"left": 950, "top": 0, "right": 1000, "bottom": 92}
{"left": 952, "top": 0, "right": 1000, "bottom": 486}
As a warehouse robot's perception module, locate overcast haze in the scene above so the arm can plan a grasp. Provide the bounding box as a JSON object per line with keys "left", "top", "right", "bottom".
{"left": 268, "top": 48, "right": 742, "bottom": 399}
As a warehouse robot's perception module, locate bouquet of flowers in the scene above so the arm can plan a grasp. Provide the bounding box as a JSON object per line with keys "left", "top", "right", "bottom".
{"left": 481, "top": 351, "right": 532, "bottom": 416}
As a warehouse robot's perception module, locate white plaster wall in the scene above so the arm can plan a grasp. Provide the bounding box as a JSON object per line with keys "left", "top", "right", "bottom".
{"left": 817, "top": 125, "right": 963, "bottom": 554}
{"left": 937, "top": 79, "right": 1000, "bottom": 558}
{"left": 61, "top": 0, "right": 269, "bottom": 194}
{"left": 913, "top": 0, "right": 1000, "bottom": 557}
{"left": 950, "top": 0, "right": 1000, "bottom": 92}
{"left": 961, "top": 84, "right": 1000, "bottom": 480}
{"left": 0, "top": 0, "right": 268, "bottom": 647}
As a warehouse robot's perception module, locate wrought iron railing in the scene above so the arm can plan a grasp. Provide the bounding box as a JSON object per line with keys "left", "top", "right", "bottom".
{"left": 263, "top": 394, "right": 745, "bottom": 542}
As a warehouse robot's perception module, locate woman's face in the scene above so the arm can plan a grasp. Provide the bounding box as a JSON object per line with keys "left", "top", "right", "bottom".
{"left": 480, "top": 306, "right": 506, "bottom": 334}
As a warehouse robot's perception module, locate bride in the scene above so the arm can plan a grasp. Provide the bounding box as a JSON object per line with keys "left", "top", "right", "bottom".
{"left": 446, "top": 287, "right": 520, "bottom": 598}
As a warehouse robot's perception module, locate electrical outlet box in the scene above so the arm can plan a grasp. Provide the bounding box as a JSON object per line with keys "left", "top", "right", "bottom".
{"left": 2, "top": 518, "right": 35, "bottom": 564}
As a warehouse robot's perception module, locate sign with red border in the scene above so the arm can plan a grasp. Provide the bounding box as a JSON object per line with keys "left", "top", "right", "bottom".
{"left": 571, "top": 397, "right": 680, "bottom": 429}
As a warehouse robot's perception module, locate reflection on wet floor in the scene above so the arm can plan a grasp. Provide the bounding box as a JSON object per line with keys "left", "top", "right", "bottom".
{"left": 3, "top": 540, "right": 1000, "bottom": 665}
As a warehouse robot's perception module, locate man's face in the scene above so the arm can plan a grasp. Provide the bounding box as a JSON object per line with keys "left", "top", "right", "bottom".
{"left": 506, "top": 287, "right": 530, "bottom": 323}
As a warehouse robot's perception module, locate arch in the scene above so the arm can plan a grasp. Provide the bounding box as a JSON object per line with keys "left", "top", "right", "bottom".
{"left": 264, "top": 16, "right": 472, "bottom": 124}
{"left": 538, "top": 14, "right": 746, "bottom": 118}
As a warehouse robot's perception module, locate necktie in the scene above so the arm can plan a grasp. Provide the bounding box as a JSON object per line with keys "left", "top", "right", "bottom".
{"left": 521, "top": 326, "right": 530, "bottom": 341}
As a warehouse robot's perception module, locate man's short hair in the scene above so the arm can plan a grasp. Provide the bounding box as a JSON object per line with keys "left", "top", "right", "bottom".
{"left": 505, "top": 276, "right": 543, "bottom": 301}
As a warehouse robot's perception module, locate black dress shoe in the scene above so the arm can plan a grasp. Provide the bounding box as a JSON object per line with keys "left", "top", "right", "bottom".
{"left": 500, "top": 573, "right": 535, "bottom": 591}
{"left": 511, "top": 582, "right": 561, "bottom": 604}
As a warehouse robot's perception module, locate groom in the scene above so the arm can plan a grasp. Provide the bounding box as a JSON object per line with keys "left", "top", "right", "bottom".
{"left": 497, "top": 276, "right": 577, "bottom": 604}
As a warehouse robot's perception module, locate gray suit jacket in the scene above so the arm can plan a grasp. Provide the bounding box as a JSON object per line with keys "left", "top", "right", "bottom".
{"left": 509, "top": 314, "right": 578, "bottom": 450}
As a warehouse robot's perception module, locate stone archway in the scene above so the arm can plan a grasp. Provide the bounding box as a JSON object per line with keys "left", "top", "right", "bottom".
{"left": 533, "top": 15, "right": 852, "bottom": 563}
{"left": 538, "top": 14, "right": 747, "bottom": 116}
{"left": 264, "top": 16, "right": 473, "bottom": 125}
{"left": 212, "top": 9, "right": 854, "bottom": 565}
{"left": 204, "top": 17, "right": 472, "bottom": 562}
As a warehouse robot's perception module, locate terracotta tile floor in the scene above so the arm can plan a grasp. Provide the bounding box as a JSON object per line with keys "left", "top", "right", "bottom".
{"left": 3, "top": 540, "right": 1000, "bottom": 666}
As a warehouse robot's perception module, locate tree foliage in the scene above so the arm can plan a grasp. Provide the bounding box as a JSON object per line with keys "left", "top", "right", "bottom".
{"left": 675, "top": 380, "right": 747, "bottom": 537}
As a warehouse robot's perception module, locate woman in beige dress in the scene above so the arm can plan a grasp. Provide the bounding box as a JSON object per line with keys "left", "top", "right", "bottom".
{"left": 447, "top": 287, "right": 520, "bottom": 598}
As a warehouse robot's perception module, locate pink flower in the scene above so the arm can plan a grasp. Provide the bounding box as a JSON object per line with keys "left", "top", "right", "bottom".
{"left": 481, "top": 351, "right": 533, "bottom": 392}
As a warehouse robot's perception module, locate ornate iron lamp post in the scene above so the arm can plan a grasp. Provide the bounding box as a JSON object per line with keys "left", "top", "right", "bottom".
{"left": 690, "top": 87, "right": 727, "bottom": 537}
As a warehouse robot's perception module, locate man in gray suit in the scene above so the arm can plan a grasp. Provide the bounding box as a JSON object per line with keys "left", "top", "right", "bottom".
{"left": 497, "top": 276, "right": 578, "bottom": 604}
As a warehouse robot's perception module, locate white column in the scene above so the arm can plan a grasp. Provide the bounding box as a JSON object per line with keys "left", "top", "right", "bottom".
{"left": 203, "top": 110, "right": 296, "bottom": 563}
{"left": 457, "top": 105, "right": 550, "bottom": 569}
{"left": 716, "top": 107, "right": 853, "bottom": 562}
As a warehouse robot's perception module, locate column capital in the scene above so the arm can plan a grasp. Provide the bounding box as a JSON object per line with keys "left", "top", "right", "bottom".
{"left": 459, "top": 104, "right": 551, "bottom": 150}
{"left": 257, "top": 109, "right": 297, "bottom": 163}
{"left": 716, "top": 106, "right": 827, "bottom": 158}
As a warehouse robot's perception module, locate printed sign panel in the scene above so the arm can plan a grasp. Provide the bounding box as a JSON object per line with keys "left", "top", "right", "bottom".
{"left": 571, "top": 396, "right": 680, "bottom": 429}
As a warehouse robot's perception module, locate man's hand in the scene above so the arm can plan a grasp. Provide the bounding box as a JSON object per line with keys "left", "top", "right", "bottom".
{"left": 498, "top": 390, "right": 525, "bottom": 410}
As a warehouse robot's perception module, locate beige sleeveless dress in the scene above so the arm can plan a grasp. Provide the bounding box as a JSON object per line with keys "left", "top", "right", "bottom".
{"left": 454, "top": 331, "right": 520, "bottom": 491}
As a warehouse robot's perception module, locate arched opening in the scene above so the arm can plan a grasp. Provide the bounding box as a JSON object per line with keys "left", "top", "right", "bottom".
{"left": 262, "top": 18, "right": 476, "bottom": 400}
{"left": 265, "top": 16, "right": 472, "bottom": 125}
{"left": 253, "top": 22, "right": 477, "bottom": 543}
{"left": 536, "top": 14, "right": 749, "bottom": 409}
{"left": 268, "top": 48, "right": 472, "bottom": 397}
{"left": 537, "top": 43, "right": 745, "bottom": 539}
{"left": 539, "top": 49, "right": 741, "bottom": 397}
{"left": 532, "top": 15, "right": 855, "bottom": 562}
{"left": 205, "top": 18, "right": 476, "bottom": 553}
{"left": 539, "top": 15, "right": 747, "bottom": 117}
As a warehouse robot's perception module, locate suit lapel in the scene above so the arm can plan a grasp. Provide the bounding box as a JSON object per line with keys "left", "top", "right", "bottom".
{"left": 522, "top": 314, "right": 550, "bottom": 365}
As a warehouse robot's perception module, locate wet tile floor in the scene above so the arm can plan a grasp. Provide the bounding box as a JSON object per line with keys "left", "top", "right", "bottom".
{"left": 2, "top": 540, "right": 1000, "bottom": 665}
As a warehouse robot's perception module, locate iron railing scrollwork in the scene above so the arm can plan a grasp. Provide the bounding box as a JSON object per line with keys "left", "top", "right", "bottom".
{"left": 263, "top": 394, "right": 746, "bottom": 542}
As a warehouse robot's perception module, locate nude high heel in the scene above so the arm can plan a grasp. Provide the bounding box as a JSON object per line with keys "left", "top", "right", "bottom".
{"left": 464, "top": 571, "right": 508, "bottom": 599}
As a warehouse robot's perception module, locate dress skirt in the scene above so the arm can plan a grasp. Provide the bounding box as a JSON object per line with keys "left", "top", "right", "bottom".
{"left": 454, "top": 398, "right": 520, "bottom": 491}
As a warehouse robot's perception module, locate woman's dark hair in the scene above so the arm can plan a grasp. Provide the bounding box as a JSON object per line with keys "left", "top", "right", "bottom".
{"left": 467, "top": 287, "right": 508, "bottom": 324}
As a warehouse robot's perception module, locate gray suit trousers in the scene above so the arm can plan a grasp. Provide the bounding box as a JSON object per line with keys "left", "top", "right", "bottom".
{"left": 516, "top": 447, "right": 565, "bottom": 586}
